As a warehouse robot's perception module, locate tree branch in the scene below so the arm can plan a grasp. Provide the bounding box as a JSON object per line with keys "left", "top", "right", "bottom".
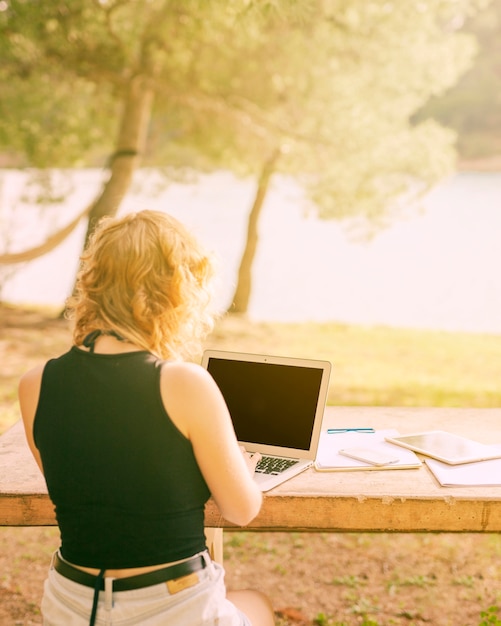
{"left": 0, "top": 203, "right": 93, "bottom": 265}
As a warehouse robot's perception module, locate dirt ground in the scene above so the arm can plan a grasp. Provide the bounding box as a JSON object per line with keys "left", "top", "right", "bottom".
{"left": 1, "top": 304, "right": 500, "bottom": 626}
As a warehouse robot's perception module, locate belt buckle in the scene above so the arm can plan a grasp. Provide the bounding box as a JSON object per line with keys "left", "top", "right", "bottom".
{"left": 166, "top": 572, "right": 199, "bottom": 594}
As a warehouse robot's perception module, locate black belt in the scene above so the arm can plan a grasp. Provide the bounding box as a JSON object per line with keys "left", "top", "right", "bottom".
{"left": 54, "top": 552, "right": 206, "bottom": 592}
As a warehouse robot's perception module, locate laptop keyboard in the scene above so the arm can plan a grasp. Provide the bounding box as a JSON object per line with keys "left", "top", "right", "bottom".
{"left": 255, "top": 456, "right": 299, "bottom": 475}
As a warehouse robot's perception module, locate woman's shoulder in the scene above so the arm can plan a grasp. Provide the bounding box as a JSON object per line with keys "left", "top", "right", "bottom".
{"left": 19, "top": 347, "right": 73, "bottom": 391}
{"left": 159, "top": 360, "right": 225, "bottom": 438}
{"left": 160, "top": 360, "right": 215, "bottom": 391}
{"left": 19, "top": 361, "right": 47, "bottom": 390}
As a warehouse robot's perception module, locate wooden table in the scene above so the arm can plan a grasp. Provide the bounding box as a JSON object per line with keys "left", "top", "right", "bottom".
{"left": 1, "top": 407, "right": 501, "bottom": 532}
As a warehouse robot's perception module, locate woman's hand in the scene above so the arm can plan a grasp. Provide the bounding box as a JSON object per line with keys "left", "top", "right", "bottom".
{"left": 240, "top": 446, "right": 262, "bottom": 476}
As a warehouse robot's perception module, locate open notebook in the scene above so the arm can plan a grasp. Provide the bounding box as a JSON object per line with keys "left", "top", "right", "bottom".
{"left": 315, "top": 429, "right": 422, "bottom": 471}
{"left": 201, "top": 350, "right": 331, "bottom": 491}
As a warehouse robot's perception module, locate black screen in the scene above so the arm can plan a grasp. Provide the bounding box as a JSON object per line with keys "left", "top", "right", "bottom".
{"left": 207, "top": 358, "right": 323, "bottom": 450}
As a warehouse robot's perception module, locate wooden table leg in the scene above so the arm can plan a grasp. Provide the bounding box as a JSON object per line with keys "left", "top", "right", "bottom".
{"left": 204, "top": 527, "right": 223, "bottom": 564}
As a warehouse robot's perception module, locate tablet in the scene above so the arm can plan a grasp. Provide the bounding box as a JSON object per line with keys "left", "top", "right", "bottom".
{"left": 385, "top": 430, "right": 501, "bottom": 465}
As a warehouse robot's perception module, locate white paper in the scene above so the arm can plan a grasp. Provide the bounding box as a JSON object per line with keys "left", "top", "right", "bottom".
{"left": 425, "top": 457, "right": 501, "bottom": 487}
{"left": 315, "top": 428, "right": 422, "bottom": 471}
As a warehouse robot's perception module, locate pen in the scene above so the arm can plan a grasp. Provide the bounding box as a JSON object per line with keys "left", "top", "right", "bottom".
{"left": 327, "top": 428, "right": 375, "bottom": 434}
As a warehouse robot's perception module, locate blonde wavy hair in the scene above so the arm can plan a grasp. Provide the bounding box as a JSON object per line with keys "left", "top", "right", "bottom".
{"left": 66, "top": 210, "right": 216, "bottom": 360}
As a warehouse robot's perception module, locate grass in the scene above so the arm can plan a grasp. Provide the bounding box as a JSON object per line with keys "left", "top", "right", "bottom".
{"left": 227, "top": 528, "right": 501, "bottom": 625}
{"left": 206, "top": 315, "right": 501, "bottom": 407}
{"left": 4, "top": 306, "right": 501, "bottom": 436}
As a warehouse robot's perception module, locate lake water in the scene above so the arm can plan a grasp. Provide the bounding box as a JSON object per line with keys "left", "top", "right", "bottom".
{"left": 1, "top": 168, "right": 501, "bottom": 334}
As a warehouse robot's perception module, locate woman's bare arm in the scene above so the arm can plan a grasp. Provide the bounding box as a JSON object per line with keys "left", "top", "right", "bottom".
{"left": 18, "top": 363, "right": 45, "bottom": 473}
{"left": 160, "top": 362, "right": 263, "bottom": 527}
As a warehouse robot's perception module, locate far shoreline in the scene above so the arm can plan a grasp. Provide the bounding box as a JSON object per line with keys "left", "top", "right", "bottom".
{"left": 457, "top": 155, "right": 501, "bottom": 172}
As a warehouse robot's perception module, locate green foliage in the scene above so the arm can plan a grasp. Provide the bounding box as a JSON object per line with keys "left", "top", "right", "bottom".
{"left": 313, "top": 614, "right": 331, "bottom": 625}
{"left": 0, "top": 0, "right": 123, "bottom": 165}
{"left": 272, "top": 2, "right": 478, "bottom": 231}
{"left": 480, "top": 606, "right": 501, "bottom": 626}
{"left": 313, "top": 618, "right": 379, "bottom": 626}
{"left": 309, "top": 609, "right": 501, "bottom": 626}
{"left": 390, "top": 574, "right": 437, "bottom": 588}
{"left": 0, "top": 0, "right": 484, "bottom": 230}
{"left": 416, "top": 0, "right": 501, "bottom": 160}
{"left": 331, "top": 574, "right": 367, "bottom": 588}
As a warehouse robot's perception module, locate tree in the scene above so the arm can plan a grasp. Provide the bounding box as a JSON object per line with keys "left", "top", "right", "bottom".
{"left": 0, "top": 1, "right": 279, "bottom": 256}
{"left": 221, "top": 1, "right": 485, "bottom": 310}
{"left": 0, "top": 0, "right": 486, "bottom": 313}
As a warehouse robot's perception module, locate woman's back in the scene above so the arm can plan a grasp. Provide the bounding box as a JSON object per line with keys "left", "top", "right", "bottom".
{"left": 34, "top": 347, "right": 210, "bottom": 569}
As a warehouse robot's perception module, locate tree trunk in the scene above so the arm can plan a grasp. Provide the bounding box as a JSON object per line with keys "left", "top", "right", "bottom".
{"left": 229, "top": 148, "right": 280, "bottom": 314}
{"left": 82, "top": 75, "right": 155, "bottom": 246}
{"left": 58, "top": 76, "right": 155, "bottom": 316}
{"left": 1, "top": 77, "right": 154, "bottom": 271}
{"left": 0, "top": 202, "right": 92, "bottom": 265}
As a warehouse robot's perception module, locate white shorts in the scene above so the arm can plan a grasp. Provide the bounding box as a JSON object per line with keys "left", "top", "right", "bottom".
{"left": 41, "top": 552, "right": 251, "bottom": 626}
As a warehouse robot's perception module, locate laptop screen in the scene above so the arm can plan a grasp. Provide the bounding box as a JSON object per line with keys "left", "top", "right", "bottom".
{"left": 205, "top": 356, "right": 324, "bottom": 451}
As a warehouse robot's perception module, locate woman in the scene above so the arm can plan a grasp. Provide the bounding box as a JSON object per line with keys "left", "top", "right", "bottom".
{"left": 18, "top": 210, "right": 274, "bottom": 626}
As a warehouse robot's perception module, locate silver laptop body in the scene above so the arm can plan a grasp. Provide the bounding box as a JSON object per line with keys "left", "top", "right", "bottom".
{"left": 201, "top": 349, "right": 331, "bottom": 491}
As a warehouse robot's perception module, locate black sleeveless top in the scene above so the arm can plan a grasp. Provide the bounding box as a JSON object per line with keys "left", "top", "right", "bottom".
{"left": 33, "top": 347, "right": 210, "bottom": 569}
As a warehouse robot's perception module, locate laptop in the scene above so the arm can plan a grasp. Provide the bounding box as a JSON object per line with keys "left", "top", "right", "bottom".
{"left": 201, "top": 350, "right": 331, "bottom": 491}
